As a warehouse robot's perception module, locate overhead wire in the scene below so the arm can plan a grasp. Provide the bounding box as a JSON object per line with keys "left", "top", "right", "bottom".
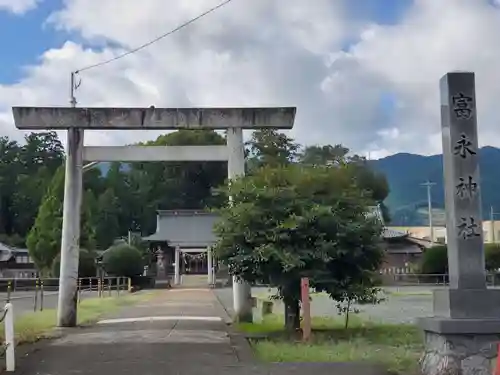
{"left": 74, "top": 0, "right": 235, "bottom": 75}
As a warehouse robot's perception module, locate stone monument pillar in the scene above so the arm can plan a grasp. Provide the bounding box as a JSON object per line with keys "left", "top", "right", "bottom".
{"left": 419, "top": 72, "right": 500, "bottom": 374}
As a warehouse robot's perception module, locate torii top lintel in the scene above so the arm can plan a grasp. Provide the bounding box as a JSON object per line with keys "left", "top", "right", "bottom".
{"left": 11, "top": 106, "right": 296, "bottom": 130}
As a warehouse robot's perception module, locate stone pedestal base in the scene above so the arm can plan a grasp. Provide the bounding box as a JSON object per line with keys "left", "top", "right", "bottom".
{"left": 419, "top": 318, "right": 500, "bottom": 375}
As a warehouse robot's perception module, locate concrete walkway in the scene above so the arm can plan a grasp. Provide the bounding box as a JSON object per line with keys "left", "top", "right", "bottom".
{"left": 13, "top": 289, "right": 389, "bottom": 375}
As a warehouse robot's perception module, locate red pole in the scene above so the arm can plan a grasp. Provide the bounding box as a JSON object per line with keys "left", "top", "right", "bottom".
{"left": 301, "top": 277, "right": 311, "bottom": 342}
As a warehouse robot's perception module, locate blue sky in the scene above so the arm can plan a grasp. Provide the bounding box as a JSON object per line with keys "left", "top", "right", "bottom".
{"left": 0, "top": 0, "right": 61, "bottom": 83}
{"left": 2, "top": 0, "right": 498, "bottom": 156}
{"left": 0, "top": 0, "right": 414, "bottom": 85}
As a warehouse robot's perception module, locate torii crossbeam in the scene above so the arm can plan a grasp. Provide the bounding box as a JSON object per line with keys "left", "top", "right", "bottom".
{"left": 12, "top": 105, "right": 296, "bottom": 327}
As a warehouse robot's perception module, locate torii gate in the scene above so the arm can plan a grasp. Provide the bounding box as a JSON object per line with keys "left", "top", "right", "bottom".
{"left": 11, "top": 105, "right": 296, "bottom": 327}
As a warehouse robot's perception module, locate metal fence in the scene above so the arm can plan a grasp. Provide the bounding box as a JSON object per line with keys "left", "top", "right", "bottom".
{"left": 379, "top": 272, "right": 500, "bottom": 286}
{"left": 0, "top": 276, "right": 131, "bottom": 372}
{"left": 0, "top": 276, "right": 131, "bottom": 313}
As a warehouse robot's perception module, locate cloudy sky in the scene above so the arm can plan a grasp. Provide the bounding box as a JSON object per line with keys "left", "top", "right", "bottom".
{"left": 0, "top": 0, "right": 499, "bottom": 158}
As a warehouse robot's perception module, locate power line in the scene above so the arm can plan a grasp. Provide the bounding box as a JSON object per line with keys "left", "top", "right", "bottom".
{"left": 74, "top": 0, "right": 235, "bottom": 75}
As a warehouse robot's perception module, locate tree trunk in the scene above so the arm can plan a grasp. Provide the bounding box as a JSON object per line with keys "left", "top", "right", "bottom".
{"left": 284, "top": 299, "right": 300, "bottom": 332}
{"left": 344, "top": 299, "right": 351, "bottom": 329}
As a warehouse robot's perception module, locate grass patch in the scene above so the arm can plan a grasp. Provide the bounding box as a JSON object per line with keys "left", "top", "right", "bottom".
{"left": 254, "top": 290, "right": 327, "bottom": 301}
{"left": 236, "top": 314, "right": 423, "bottom": 374}
{"left": 2, "top": 291, "right": 156, "bottom": 344}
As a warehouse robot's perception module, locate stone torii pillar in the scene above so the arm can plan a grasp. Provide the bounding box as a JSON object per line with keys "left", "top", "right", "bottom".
{"left": 58, "top": 128, "right": 84, "bottom": 326}
{"left": 419, "top": 72, "right": 500, "bottom": 375}
{"left": 11, "top": 106, "right": 296, "bottom": 327}
{"left": 227, "top": 127, "right": 252, "bottom": 321}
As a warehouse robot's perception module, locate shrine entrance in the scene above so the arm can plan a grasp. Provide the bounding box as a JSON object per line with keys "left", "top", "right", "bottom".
{"left": 182, "top": 251, "right": 208, "bottom": 275}
{"left": 12, "top": 105, "right": 295, "bottom": 326}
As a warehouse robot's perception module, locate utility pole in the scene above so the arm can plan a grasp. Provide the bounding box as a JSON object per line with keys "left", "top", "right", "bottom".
{"left": 421, "top": 181, "right": 436, "bottom": 246}
{"left": 490, "top": 206, "right": 500, "bottom": 243}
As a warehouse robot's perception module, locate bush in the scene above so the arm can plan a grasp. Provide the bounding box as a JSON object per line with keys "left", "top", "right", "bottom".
{"left": 420, "top": 245, "right": 448, "bottom": 274}
{"left": 51, "top": 248, "right": 97, "bottom": 278}
{"left": 102, "top": 244, "right": 144, "bottom": 277}
{"left": 485, "top": 243, "right": 500, "bottom": 271}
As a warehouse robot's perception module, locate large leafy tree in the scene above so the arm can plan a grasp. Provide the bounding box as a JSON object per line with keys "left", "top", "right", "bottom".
{"left": 93, "top": 188, "right": 121, "bottom": 250}
{"left": 213, "top": 163, "right": 384, "bottom": 331}
{"left": 0, "top": 137, "right": 22, "bottom": 238}
{"left": 300, "top": 145, "right": 391, "bottom": 223}
{"left": 246, "top": 129, "right": 300, "bottom": 171}
{"left": 0, "top": 132, "right": 64, "bottom": 245}
{"left": 27, "top": 166, "right": 100, "bottom": 273}
{"left": 300, "top": 144, "right": 349, "bottom": 166}
{"left": 124, "top": 129, "right": 228, "bottom": 234}
{"left": 26, "top": 166, "right": 65, "bottom": 274}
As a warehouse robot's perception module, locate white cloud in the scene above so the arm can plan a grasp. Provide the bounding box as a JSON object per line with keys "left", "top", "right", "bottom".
{"left": 2, "top": 0, "right": 500, "bottom": 158}
{"left": 332, "top": 0, "right": 500, "bottom": 156}
{"left": 0, "top": 0, "right": 40, "bottom": 14}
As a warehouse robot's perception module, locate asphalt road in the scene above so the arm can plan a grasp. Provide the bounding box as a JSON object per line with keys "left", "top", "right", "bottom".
{"left": 0, "top": 289, "right": 104, "bottom": 318}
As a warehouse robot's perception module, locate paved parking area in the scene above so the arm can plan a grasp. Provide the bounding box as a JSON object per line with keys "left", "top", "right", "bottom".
{"left": 215, "top": 286, "right": 436, "bottom": 324}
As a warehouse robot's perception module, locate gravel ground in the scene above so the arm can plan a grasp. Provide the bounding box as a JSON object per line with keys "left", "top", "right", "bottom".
{"left": 215, "top": 286, "right": 437, "bottom": 324}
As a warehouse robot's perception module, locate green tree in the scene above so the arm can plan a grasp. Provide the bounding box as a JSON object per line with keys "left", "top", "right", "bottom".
{"left": 485, "top": 243, "right": 500, "bottom": 271}
{"left": 0, "top": 132, "right": 64, "bottom": 245}
{"left": 213, "top": 164, "right": 383, "bottom": 331}
{"left": 12, "top": 132, "right": 64, "bottom": 238}
{"left": 300, "top": 144, "right": 349, "bottom": 166}
{"left": 0, "top": 137, "right": 22, "bottom": 238}
{"left": 27, "top": 165, "right": 100, "bottom": 273}
{"left": 121, "top": 129, "right": 228, "bottom": 235}
{"left": 52, "top": 248, "right": 97, "bottom": 278}
{"left": 102, "top": 244, "right": 144, "bottom": 277}
{"left": 246, "top": 129, "right": 300, "bottom": 171}
{"left": 420, "top": 245, "right": 448, "bottom": 274}
{"left": 80, "top": 189, "right": 98, "bottom": 250}
{"left": 93, "top": 188, "right": 121, "bottom": 250}
{"left": 26, "top": 166, "right": 65, "bottom": 274}
{"left": 300, "top": 145, "right": 390, "bottom": 223}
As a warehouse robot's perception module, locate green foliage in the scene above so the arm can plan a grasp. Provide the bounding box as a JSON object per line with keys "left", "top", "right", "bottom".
{"left": 128, "top": 232, "right": 153, "bottom": 266}
{"left": 51, "top": 248, "right": 97, "bottom": 278}
{"left": 0, "top": 132, "right": 63, "bottom": 242}
{"left": 102, "top": 244, "right": 144, "bottom": 277}
{"left": 93, "top": 188, "right": 121, "bottom": 250}
{"left": 335, "top": 286, "right": 384, "bottom": 329}
{"left": 26, "top": 166, "right": 65, "bottom": 274}
{"left": 300, "top": 144, "right": 349, "bottom": 166}
{"left": 2, "top": 129, "right": 393, "bottom": 295}
{"left": 81, "top": 190, "right": 98, "bottom": 250}
{"left": 213, "top": 163, "right": 384, "bottom": 330}
{"left": 246, "top": 129, "right": 300, "bottom": 171}
{"left": 27, "top": 166, "right": 99, "bottom": 273}
{"left": 115, "top": 129, "right": 228, "bottom": 234}
{"left": 300, "top": 144, "right": 390, "bottom": 222}
{"left": 419, "top": 245, "right": 448, "bottom": 274}
{"left": 485, "top": 243, "right": 500, "bottom": 271}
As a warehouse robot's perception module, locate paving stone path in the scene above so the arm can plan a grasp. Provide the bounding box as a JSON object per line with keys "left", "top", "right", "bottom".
{"left": 13, "top": 289, "right": 390, "bottom": 375}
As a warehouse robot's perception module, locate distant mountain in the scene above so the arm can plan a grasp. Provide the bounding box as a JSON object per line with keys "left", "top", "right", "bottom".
{"left": 371, "top": 147, "right": 500, "bottom": 225}
{"left": 96, "top": 147, "right": 500, "bottom": 226}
